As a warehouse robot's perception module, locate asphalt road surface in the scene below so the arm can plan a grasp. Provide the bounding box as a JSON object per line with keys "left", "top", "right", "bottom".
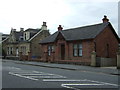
{"left": 2, "top": 60, "right": 119, "bottom": 90}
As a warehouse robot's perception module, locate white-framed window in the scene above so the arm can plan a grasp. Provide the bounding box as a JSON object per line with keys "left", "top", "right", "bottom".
{"left": 7, "top": 47, "right": 13, "bottom": 55}
{"left": 73, "top": 43, "right": 82, "bottom": 57}
{"left": 78, "top": 43, "right": 82, "bottom": 56}
{"left": 21, "top": 46, "right": 26, "bottom": 55}
{"left": 51, "top": 46, "right": 54, "bottom": 52}
{"left": 48, "top": 45, "right": 54, "bottom": 56}
{"left": 73, "top": 44, "right": 78, "bottom": 56}
{"left": 48, "top": 46, "right": 51, "bottom": 56}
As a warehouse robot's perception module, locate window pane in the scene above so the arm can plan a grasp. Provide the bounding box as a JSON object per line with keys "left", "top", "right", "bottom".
{"left": 48, "top": 50, "right": 50, "bottom": 56}
{"left": 73, "top": 44, "right": 78, "bottom": 56}
{"left": 79, "top": 50, "right": 82, "bottom": 56}
{"left": 10, "top": 47, "right": 13, "bottom": 54}
{"left": 74, "top": 49, "right": 78, "bottom": 56}
{"left": 48, "top": 46, "right": 51, "bottom": 50}
{"left": 51, "top": 46, "right": 54, "bottom": 52}
{"left": 48, "top": 46, "right": 51, "bottom": 56}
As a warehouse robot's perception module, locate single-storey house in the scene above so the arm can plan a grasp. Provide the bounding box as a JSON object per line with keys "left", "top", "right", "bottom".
{"left": 40, "top": 16, "right": 119, "bottom": 66}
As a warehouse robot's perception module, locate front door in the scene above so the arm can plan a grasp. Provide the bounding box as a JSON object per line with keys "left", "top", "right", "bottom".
{"left": 61, "top": 44, "right": 65, "bottom": 60}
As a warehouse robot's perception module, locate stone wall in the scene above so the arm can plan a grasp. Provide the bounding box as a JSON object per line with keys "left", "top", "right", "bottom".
{"left": 94, "top": 26, "right": 119, "bottom": 58}
{"left": 31, "top": 30, "right": 50, "bottom": 59}
{"left": 96, "top": 57, "right": 116, "bottom": 67}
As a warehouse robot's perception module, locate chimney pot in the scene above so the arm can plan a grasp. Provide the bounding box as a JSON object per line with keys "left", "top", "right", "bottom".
{"left": 58, "top": 25, "right": 63, "bottom": 31}
{"left": 41, "top": 21, "right": 47, "bottom": 30}
{"left": 12, "top": 29, "right": 16, "bottom": 32}
{"left": 20, "top": 28, "right": 24, "bottom": 32}
{"left": 43, "top": 22, "right": 47, "bottom": 26}
{"left": 102, "top": 15, "right": 109, "bottom": 23}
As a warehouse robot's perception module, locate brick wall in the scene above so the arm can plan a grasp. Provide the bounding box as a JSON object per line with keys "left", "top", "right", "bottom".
{"left": 41, "top": 39, "right": 93, "bottom": 65}
{"left": 94, "top": 26, "right": 119, "bottom": 58}
{"left": 67, "top": 40, "right": 93, "bottom": 65}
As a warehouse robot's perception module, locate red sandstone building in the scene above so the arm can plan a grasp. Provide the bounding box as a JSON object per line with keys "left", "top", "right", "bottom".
{"left": 40, "top": 16, "right": 119, "bottom": 66}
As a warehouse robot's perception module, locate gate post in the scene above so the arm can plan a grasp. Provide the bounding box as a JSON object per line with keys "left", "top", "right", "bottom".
{"left": 19, "top": 52, "right": 22, "bottom": 60}
{"left": 28, "top": 52, "right": 32, "bottom": 61}
{"left": 91, "top": 51, "right": 96, "bottom": 67}
{"left": 117, "top": 44, "right": 120, "bottom": 69}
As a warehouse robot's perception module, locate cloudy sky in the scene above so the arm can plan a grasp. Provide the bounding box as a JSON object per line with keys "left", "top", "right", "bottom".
{"left": 0, "top": 0, "right": 119, "bottom": 35}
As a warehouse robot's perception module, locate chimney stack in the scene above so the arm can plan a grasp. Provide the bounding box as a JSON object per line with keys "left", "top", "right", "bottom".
{"left": 20, "top": 28, "right": 24, "bottom": 32}
{"left": 11, "top": 28, "right": 16, "bottom": 32}
{"left": 102, "top": 15, "right": 109, "bottom": 23}
{"left": 41, "top": 22, "right": 47, "bottom": 30}
{"left": 58, "top": 25, "right": 63, "bottom": 31}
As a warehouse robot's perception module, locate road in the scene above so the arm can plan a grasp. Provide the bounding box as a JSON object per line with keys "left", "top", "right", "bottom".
{"left": 2, "top": 60, "right": 119, "bottom": 90}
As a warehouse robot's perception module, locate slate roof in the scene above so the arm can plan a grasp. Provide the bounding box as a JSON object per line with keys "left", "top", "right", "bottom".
{"left": 40, "top": 22, "right": 114, "bottom": 44}
{"left": 2, "top": 34, "right": 9, "bottom": 37}
{"left": 2, "top": 34, "right": 9, "bottom": 41}
{"left": 25, "top": 28, "right": 39, "bottom": 32}
{"left": 15, "top": 31, "right": 23, "bottom": 41}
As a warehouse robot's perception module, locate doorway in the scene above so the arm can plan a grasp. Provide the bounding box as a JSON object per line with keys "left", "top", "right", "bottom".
{"left": 61, "top": 44, "right": 65, "bottom": 60}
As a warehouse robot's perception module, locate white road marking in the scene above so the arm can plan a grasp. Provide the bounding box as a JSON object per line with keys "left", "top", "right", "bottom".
{"left": 61, "top": 83, "right": 105, "bottom": 90}
{"left": 9, "top": 72, "right": 38, "bottom": 81}
{"left": 62, "top": 83, "right": 105, "bottom": 86}
{"left": 5, "top": 66, "right": 21, "bottom": 70}
{"left": 43, "top": 79, "right": 87, "bottom": 82}
{"left": 29, "top": 76, "right": 66, "bottom": 79}
{"left": 8, "top": 68, "right": 66, "bottom": 80}
{"left": 61, "top": 85, "right": 75, "bottom": 89}
{"left": 10, "top": 67, "right": 21, "bottom": 70}
{"left": 19, "top": 73, "right": 55, "bottom": 75}
{"left": 11, "top": 70, "right": 40, "bottom": 74}
{"left": 33, "top": 71, "right": 43, "bottom": 73}
{"left": 60, "top": 79, "right": 118, "bottom": 89}
{"left": 85, "top": 79, "right": 118, "bottom": 86}
{"left": 43, "top": 79, "right": 118, "bottom": 86}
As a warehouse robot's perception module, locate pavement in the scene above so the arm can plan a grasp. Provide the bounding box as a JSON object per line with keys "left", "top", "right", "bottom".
{"left": 2, "top": 59, "right": 120, "bottom": 75}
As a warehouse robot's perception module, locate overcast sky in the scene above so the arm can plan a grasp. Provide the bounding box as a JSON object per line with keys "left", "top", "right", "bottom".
{"left": 0, "top": 0, "right": 119, "bottom": 35}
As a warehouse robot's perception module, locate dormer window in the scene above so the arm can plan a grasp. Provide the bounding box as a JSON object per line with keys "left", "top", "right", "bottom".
{"left": 24, "top": 32, "right": 30, "bottom": 41}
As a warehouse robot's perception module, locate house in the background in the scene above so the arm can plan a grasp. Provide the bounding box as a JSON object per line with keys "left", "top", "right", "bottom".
{"left": 1, "top": 33, "right": 9, "bottom": 58}
{"left": 40, "top": 16, "right": 119, "bottom": 66}
{"left": 2, "top": 22, "right": 50, "bottom": 60}
{"left": 2, "top": 34, "right": 9, "bottom": 41}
